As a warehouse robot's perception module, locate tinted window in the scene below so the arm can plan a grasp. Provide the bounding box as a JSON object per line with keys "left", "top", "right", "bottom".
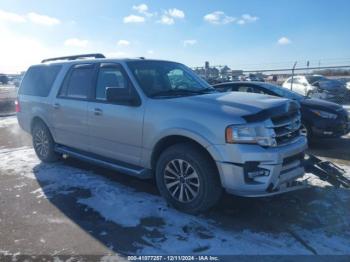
{"left": 96, "top": 66, "right": 128, "bottom": 100}
{"left": 215, "top": 84, "right": 235, "bottom": 92}
{"left": 59, "top": 65, "right": 94, "bottom": 99}
{"left": 237, "top": 85, "right": 264, "bottom": 94}
{"left": 292, "top": 77, "right": 301, "bottom": 84}
{"left": 260, "top": 83, "right": 304, "bottom": 100}
{"left": 19, "top": 65, "right": 62, "bottom": 97}
{"left": 306, "top": 76, "right": 328, "bottom": 84}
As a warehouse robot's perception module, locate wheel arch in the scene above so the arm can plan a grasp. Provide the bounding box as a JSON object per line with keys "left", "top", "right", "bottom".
{"left": 150, "top": 135, "right": 219, "bottom": 175}
{"left": 30, "top": 116, "right": 49, "bottom": 133}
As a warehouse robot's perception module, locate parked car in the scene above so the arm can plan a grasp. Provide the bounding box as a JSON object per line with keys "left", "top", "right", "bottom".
{"left": 213, "top": 81, "right": 350, "bottom": 139}
{"left": 246, "top": 74, "right": 265, "bottom": 82}
{"left": 282, "top": 75, "right": 349, "bottom": 104}
{"left": 338, "top": 78, "right": 350, "bottom": 90}
{"left": 17, "top": 54, "right": 307, "bottom": 213}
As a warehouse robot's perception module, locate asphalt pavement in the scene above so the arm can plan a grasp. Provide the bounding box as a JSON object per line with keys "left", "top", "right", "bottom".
{"left": 0, "top": 116, "right": 350, "bottom": 259}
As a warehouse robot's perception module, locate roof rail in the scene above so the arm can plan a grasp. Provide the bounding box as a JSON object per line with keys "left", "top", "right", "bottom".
{"left": 41, "top": 53, "right": 105, "bottom": 63}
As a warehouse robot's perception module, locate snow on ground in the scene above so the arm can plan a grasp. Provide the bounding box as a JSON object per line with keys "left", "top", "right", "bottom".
{"left": 0, "top": 116, "right": 17, "bottom": 128}
{"left": 1, "top": 147, "right": 350, "bottom": 255}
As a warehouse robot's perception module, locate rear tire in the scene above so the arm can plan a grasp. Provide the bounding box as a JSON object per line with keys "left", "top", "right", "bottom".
{"left": 32, "top": 121, "right": 59, "bottom": 162}
{"left": 155, "top": 143, "right": 222, "bottom": 214}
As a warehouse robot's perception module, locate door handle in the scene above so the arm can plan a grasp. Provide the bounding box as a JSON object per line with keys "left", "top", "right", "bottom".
{"left": 94, "top": 108, "right": 103, "bottom": 116}
{"left": 53, "top": 103, "right": 60, "bottom": 109}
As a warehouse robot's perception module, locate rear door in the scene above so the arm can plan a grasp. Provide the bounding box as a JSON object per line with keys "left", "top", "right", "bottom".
{"left": 87, "top": 63, "right": 144, "bottom": 166}
{"left": 52, "top": 63, "right": 96, "bottom": 151}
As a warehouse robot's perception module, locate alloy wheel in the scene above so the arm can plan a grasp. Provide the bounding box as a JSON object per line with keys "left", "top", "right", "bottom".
{"left": 164, "top": 159, "right": 200, "bottom": 203}
{"left": 33, "top": 128, "right": 49, "bottom": 158}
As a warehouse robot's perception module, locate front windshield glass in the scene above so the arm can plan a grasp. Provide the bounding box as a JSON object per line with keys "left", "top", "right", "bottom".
{"left": 261, "top": 83, "right": 305, "bottom": 101}
{"left": 127, "top": 60, "right": 215, "bottom": 98}
{"left": 306, "top": 75, "right": 328, "bottom": 84}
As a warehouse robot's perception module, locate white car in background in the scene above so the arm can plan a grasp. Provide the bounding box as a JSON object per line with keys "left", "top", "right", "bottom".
{"left": 282, "top": 75, "right": 326, "bottom": 96}
{"left": 282, "top": 75, "right": 349, "bottom": 104}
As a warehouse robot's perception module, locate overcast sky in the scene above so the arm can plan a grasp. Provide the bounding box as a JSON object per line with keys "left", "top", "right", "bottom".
{"left": 0, "top": 0, "right": 349, "bottom": 73}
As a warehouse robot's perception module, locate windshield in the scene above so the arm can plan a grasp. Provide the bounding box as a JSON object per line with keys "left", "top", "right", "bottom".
{"left": 261, "top": 83, "right": 305, "bottom": 101}
{"left": 306, "top": 75, "right": 328, "bottom": 84}
{"left": 127, "top": 60, "right": 215, "bottom": 98}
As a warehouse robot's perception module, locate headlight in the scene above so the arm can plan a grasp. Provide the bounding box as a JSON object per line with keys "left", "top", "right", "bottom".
{"left": 225, "top": 125, "right": 277, "bottom": 147}
{"left": 310, "top": 109, "right": 337, "bottom": 119}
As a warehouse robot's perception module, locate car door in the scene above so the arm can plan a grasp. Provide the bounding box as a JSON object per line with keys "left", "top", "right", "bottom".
{"left": 52, "top": 63, "right": 96, "bottom": 151}
{"left": 87, "top": 63, "right": 144, "bottom": 166}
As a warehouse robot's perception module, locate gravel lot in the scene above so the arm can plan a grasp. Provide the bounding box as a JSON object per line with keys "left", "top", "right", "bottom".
{"left": 0, "top": 116, "right": 350, "bottom": 259}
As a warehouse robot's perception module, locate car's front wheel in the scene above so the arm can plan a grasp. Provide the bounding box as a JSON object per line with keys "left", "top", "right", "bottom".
{"left": 155, "top": 143, "right": 222, "bottom": 213}
{"left": 32, "top": 121, "right": 59, "bottom": 162}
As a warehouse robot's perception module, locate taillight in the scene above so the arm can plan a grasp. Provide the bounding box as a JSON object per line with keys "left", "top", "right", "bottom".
{"left": 15, "top": 100, "right": 21, "bottom": 112}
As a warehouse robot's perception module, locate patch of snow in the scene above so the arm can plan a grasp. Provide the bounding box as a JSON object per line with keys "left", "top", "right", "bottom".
{"left": 0, "top": 116, "right": 18, "bottom": 128}
{"left": 0, "top": 148, "right": 349, "bottom": 255}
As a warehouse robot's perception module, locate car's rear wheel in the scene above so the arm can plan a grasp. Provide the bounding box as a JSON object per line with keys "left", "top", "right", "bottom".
{"left": 32, "top": 121, "right": 59, "bottom": 162}
{"left": 155, "top": 143, "right": 222, "bottom": 213}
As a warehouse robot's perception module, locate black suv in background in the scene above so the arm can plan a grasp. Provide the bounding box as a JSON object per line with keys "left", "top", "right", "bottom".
{"left": 213, "top": 82, "right": 350, "bottom": 140}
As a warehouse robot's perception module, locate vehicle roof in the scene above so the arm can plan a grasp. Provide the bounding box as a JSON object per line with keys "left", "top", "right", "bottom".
{"left": 30, "top": 58, "right": 180, "bottom": 68}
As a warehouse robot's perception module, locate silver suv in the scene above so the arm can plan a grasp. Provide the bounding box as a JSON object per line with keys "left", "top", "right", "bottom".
{"left": 17, "top": 54, "right": 307, "bottom": 213}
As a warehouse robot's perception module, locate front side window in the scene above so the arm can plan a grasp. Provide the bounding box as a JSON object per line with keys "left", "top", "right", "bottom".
{"left": 59, "top": 65, "right": 95, "bottom": 99}
{"left": 127, "top": 61, "right": 215, "bottom": 98}
{"left": 96, "top": 66, "right": 128, "bottom": 100}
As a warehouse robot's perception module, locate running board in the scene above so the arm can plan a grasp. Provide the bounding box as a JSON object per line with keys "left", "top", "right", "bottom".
{"left": 55, "top": 145, "right": 152, "bottom": 179}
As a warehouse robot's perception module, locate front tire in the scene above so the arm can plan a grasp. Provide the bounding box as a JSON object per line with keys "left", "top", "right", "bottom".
{"left": 32, "top": 121, "right": 59, "bottom": 162}
{"left": 155, "top": 143, "right": 222, "bottom": 214}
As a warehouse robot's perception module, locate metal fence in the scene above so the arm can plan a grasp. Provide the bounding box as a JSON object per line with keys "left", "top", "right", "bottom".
{"left": 192, "top": 65, "right": 350, "bottom": 106}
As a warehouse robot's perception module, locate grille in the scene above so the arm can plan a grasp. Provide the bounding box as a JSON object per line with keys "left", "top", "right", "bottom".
{"left": 269, "top": 107, "right": 301, "bottom": 146}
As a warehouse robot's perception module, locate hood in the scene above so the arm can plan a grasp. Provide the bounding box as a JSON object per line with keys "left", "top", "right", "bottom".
{"left": 165, "top": 92, "right": 292, "bottom": 119}
{"left": 300, "top": 98, "right": 342, "bottom": 112}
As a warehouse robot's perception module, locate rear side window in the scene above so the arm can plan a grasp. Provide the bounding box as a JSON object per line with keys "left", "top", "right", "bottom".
{"left": 59, "top": 64, "right": 95, "bottom": 99}
{"left": 19, "top": 65, "right": 62, "bottom": 97}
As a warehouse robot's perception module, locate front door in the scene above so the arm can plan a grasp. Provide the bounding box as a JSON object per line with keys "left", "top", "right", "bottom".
{"left": 87, "top": 63, "right": 144, "bottom": 166}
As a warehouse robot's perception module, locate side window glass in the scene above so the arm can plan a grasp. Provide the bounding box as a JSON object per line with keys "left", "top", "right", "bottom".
{"left": 59, "top": 65, "right": 94, "bottom": 99}
{"left": 238, "top": 85, "right": 261, "bottom": 93}
{"left": 96, "top": 66, "right": 129, "bottom": 101}
{"left": 293, "top": 77, "right": 300, "bottom": 84}
{"left": 19, "top": 65, "right": 62, "bottom": 97}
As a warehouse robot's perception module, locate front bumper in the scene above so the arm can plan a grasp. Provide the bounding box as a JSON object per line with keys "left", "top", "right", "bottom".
{"left": 311, "top": 116, "right": 350, "bottom": 138}
{"left": 209, "top": 136, "right": 308, "bottom": 197}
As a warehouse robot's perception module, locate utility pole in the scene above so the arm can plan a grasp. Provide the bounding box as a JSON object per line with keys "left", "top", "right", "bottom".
{"left": 290, "top": 61, "right": 297, "bottom": 91}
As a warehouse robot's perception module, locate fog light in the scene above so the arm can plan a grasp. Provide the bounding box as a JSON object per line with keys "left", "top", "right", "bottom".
{"left": 243, "top": 161, "right": 270, "bottom": 184}
{"left": 247, "top": 169, "right": 269, "bottom": 179}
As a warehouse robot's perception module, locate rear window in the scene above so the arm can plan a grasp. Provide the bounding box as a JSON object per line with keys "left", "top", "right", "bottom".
{"left": 19, "top": 65, "right": 62, "bottom": 97}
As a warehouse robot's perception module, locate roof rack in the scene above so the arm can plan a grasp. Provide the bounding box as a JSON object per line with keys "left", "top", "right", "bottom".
{"left": 41, "top": 53, "right": 105, "bottom": 63}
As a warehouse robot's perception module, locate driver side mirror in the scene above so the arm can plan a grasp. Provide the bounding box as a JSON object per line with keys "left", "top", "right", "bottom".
{"left": 106, "top": 87, "right": 139, "bottom": 106}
